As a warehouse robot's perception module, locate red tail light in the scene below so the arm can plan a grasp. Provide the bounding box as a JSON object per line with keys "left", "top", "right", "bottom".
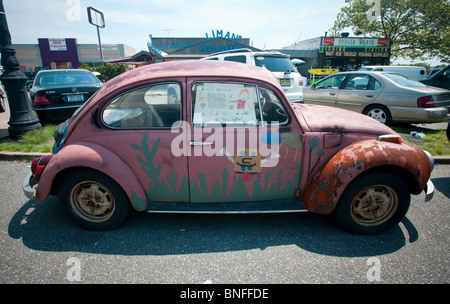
{"left": 31, "top": 155, "right": 53, "bottom": 176}
{"left": 299, "top": 79, "right": 304, "bottom": 86}
{"left": 33, "top": 93, "right": 52, "bottom": 106}
{"left": 417, "top": 96, "right": 435, "bottom": 108}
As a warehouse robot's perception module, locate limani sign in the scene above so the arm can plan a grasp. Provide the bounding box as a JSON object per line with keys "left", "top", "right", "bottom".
{"left": 205, "top": 29, "right": 242, "bottom": 42}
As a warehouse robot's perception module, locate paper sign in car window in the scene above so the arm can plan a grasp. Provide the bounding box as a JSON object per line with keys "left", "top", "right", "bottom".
{"left": 193, "top": 83, "right": 257, "bottom": 127}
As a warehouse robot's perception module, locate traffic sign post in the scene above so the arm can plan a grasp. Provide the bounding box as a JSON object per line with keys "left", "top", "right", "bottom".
{"left": 87, "top": 7, "right": 105, "bottom": 65}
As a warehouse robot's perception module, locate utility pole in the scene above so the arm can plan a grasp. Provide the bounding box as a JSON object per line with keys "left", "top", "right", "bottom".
{"left": 0, "top": 0, "right": 41, "bottom": 139}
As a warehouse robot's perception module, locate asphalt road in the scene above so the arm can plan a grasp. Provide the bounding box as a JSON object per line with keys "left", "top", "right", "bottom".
{"left": 0, "top": 160, "right": 449, "bottom": 288}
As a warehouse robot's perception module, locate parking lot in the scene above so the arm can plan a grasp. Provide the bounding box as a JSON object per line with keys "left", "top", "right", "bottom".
{"left": 1, "top": 159, "right": 449, "bottom": 287}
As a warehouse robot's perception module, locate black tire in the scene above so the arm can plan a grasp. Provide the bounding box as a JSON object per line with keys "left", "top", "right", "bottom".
{"left": 334, "top": 172, "right": 410, "bottom": 234}
{"left": 363, "top": 105, "right": 392, "bottom": 126}
{"left": 59, "top": 169, "right": 130, "bottom": 230}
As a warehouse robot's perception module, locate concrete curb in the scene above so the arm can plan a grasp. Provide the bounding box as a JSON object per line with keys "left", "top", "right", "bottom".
{"left": 0, "top": 151, "right": 49, "bottom": 161}
{"left": 1, "top": 151, "right": 449, "bottom": 164}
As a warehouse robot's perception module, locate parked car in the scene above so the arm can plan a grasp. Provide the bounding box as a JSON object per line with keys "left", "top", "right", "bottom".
{"left": 202, "top": 48, "right": 305, "bottom": 103}
{"left": 359, "top": 65, "right": 427, "bottom": 81}
{"left": 303, "top": 71, "right": 450, "bottom": 125}
{"left": 29, "top": 69, "right": 103, "bottom": 123}
{"left": 421, "top": 65, "right": 450, "bottom": 90}
{"left": 22, "top": 60, "right": 435, "bottom": 234}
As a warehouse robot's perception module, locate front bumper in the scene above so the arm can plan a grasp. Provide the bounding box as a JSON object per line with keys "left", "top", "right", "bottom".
{"left": 22, "top": 172, "right": 37, "bottom": 200}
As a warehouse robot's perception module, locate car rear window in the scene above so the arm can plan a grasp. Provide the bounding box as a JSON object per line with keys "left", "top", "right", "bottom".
{"left": 254, "top": 56, "right": 296, "bottom": 72}
{"left": 382, "top": 73, "right": 426, "bottom": 88}
{"left": 36, "top": 71, "right": 100, "bottom": 86}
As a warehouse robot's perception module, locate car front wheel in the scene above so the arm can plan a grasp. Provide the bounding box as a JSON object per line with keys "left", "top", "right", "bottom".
{"left": 335, "top": 172, "right": 410, "bottom": 234}
{"left": 59, "top": 169, "right": 130, "bottom": 230}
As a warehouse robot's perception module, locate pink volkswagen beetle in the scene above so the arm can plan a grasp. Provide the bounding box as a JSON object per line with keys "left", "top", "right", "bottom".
{"left": 23, "top": 60, "right": 435, "bottom": 234}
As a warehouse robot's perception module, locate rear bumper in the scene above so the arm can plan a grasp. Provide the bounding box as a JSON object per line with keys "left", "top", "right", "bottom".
{"left": 22, "top": 172, "right": 37, "bottom": 200}
{"left": 391, "top": 106, "right": 449, "bottom": 124}
{"left": 423, "top": 150, "right": 435, "bottom": 202}
{"left": 425, "top": 179, "right": 435, "bottom": 202}
{"left": 33, "top": 104, "right": 81, "bottom": 122}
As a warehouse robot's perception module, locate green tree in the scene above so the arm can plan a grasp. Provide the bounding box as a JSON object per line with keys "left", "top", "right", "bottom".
{"left": 330, "top": 0, "right": 450, "bottom": 62}
{"left": 79, "top": 63, "right": 127, "bottom": 82}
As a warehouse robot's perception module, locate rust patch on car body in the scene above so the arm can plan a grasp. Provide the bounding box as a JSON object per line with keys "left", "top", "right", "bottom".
{"left": 301, "top": 139, "right": 431, "bottom": 214}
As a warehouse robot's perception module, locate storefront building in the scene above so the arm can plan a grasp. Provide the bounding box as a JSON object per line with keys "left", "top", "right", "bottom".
{"left": 282, "top": 36, "right": 391, "bottom": 74}
{"left": 147, "top": 30, "right": 260, "bottom": 61}
{"left": 13, "top": 38, "right": 136, "bottom": 73}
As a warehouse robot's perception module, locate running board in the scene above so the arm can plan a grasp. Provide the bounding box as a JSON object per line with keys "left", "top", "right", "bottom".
{"left": 146, "top": 199, "right": 307, "bottom": 214}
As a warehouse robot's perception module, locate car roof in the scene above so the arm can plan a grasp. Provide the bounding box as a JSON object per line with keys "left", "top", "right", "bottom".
{"left": 207, "top": 48, "right": 289, "bottom": 58}
{"left": 101, "top": 60, "right": 280, "bottom": 91}
{"left": 36, "top": 69, "right": 93, "bottom": 74}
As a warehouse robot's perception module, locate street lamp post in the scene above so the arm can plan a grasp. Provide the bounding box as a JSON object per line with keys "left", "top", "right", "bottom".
{"left": 0, "top": 0, "right": 41, "bottom": 139}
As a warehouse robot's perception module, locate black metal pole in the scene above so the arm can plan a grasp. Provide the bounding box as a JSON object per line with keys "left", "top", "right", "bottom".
{"left": 0, "top": 0, "right": 41, "bottom": 139}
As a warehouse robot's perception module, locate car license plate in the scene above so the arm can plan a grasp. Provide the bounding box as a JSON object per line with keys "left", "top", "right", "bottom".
{"left": 280, "top": 78, "right": 290, "bottom": 86}
{"left": 67, "top": 94, "right": 84, "bottom": 102}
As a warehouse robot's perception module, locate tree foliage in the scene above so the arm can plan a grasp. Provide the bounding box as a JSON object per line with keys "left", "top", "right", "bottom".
{"left": 80, "top": 63, "right": 127, "bottom": 82}
{"left": 330, "top": 0, "right": 450, "bottom": 62}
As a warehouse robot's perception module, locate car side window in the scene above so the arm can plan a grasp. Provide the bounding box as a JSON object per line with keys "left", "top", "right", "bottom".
{"left": 192, "top": 82, "right": 258, "bottom": 127}
{"left": 257, "top": 87, "right": 288, "bottom": 125}
{"left": 102, "top": 83, "right": 181, "bottom": 129}
{"left": 224, "top": 55, "right": 247, "bottom": 63}
{"left": 191, "top": 82, "right": 287, "bottom": 127}
{"left": 343, "top": 75, "right": 381, "bottom": 90}
{"left": 315, "top": 74, "right": 346, "bottom": 89}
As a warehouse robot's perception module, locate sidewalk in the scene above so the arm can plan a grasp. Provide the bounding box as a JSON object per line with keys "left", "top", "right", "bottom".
{"left": 1, "top": 101, "right": 450, "bottom": 163}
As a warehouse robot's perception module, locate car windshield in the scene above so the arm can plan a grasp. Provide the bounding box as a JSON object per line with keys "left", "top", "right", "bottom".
{"left": 36, "top": 71, "right": 100, "bottom": 86}
{"left": 254, "top": 56, "right": 296, "bottom": 72}
{"left": 382, "top": 73, "right": 426, "bottom": 88}
{"left": 358, "top": 67, "right": 373, "bottom": 71}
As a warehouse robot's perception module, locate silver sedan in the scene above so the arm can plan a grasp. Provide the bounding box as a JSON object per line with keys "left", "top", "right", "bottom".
{"left": 302, "top": 71, "right": 450, "bottom": 125}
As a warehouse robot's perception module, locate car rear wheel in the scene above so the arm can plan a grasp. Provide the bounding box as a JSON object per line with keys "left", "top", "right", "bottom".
{"left": 59, "top": 169, "right": 130, "bottom": 230}
{"left": 363, "top": 105, "right": 392, "bottom": 126}
{"left": 335, "top": 172, "right": 410, "bottom": 234}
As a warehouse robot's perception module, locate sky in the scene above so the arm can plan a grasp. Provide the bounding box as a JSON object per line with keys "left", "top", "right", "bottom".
{"left": 3, "top": 0, "right": 347, "bottom": 52}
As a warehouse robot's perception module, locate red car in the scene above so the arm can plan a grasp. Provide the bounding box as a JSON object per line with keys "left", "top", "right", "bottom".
{"left": 22, "top": 60, "right": 435, "bottom": 234}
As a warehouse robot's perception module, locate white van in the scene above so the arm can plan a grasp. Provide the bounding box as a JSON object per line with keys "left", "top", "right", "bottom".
{"left": 202, "top": 49, "right": 305, "bottom": 103}
{"left": 359, "top": 65, "right": 427, "bottom": 81}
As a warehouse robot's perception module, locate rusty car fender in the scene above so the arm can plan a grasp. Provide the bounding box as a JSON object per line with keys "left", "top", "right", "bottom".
{"left": 301, "top": 139, "right": 432, "bottom": 214}
{"left": 35, "top": 142, "right": 147, "bottom": 211}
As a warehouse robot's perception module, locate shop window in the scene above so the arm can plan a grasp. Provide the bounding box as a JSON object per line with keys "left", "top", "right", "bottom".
{"left": 50, "top": 61, "right": 73, "bottom": 69}
{"left": 103, "top": 83, "right": 181, "bottom": 129}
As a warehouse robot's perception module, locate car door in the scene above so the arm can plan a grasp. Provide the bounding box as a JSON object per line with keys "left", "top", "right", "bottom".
{"left": 335, "top": 74, "right": 382, "bottom": 112}
{"left": 184, "top": 79, "right": 303, "bottom": 203}
{"left": 305, "top": 74, "right": 346, "bottom": 107}
{"left": 101, "top": 81, "right": 190, "bottom": 203}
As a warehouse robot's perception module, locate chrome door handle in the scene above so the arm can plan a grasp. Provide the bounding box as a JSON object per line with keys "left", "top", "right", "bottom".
{"left": 190, "top": 141, "right": 214, "bottom": 146}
